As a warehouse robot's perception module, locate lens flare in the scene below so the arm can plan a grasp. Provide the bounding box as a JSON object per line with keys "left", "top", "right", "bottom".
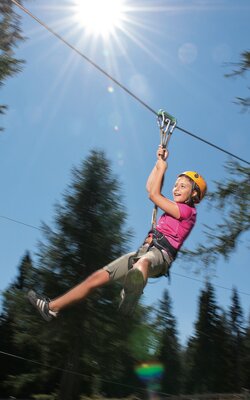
{"left": 134, "top": 361, "right": 164, "bottom": 383}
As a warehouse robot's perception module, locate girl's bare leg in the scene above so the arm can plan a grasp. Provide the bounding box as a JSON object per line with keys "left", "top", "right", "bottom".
{"left": 49, "top": 269, "right": 110, "bottom": 312}
{"left": 133, "top": 257, "right": 150, "bottom": 284}
{"left": 118, "top": 258, "right": 150, "bottom": 316}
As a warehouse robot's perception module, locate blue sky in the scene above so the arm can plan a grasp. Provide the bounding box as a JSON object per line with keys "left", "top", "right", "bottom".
{"left": 1, "top": 0, "right": 249, "bottom": 345}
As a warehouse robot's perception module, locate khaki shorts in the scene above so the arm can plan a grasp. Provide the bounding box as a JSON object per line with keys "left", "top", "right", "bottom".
{"left": 103, "top": 246, "right": 172, "bottom": 285}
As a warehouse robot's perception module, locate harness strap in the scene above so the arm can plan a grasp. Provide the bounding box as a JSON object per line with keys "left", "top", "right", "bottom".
{"left": 127, "top": 232, "right": 176, "bottom": 280}
{"left": 151, "top": 228, "right": 177, "bottom": 260}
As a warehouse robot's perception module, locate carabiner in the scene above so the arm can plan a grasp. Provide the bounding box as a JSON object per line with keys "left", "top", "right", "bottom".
{"left": 157, "top": 109, "right": 177, "bottom": 149}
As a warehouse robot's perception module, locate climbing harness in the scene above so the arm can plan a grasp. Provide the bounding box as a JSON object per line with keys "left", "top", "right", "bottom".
{"left": 151, "top": 109, "right": 177, "bottom": 229}
{"left": 151, "top": 228, "right": 177, "bottom": 260}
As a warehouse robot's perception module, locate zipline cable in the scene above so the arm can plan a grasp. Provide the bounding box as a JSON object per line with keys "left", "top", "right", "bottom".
{"left": 0, "top": 350, "right": 170, "bottom": 397}
{"left": 10, "top": 0, "right": 250, "bottom": 166}
{"left": 0, "top": 304, "right": 241, "bottom": 377}
{"left": 1, "top": 214, "right": 250, "bottom": 298}
{"left": 0, "top": 215, "right": 43, "bottom": 232}
{"left": 10, "top": 0, "right": 156, "bottom": 115}
{"left": 171, "top": 272, "right": 250, "bottom": 297}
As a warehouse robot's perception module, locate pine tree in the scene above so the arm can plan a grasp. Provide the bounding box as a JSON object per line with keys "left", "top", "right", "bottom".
{"left": 242, "top": 314, "right": 250, "bottom": 389}
{"left": 1, "top": 151, "right": 139, "bottom": 399}
{"left": 184, "top": 283, "right": 218, "bottom": 393}
{"left": 183, "top": 335, "right": 197, "bottom": 394}
{"left": 0, "top": 252, "right": 43, "bottom": 398}
{"left": 154, "top": 289, "right": 182, "bottom": 394}
{"left": 36, "top": 151, "right": 136, "bottom": 399}
{"left": 0, "top": 1, "right": 25, "bottom": 128}
{"left": 212, "top": 310, "right": 234, "bottom": 392}
{"left": 228, "top": 287, "right": 245, "bottom": 391}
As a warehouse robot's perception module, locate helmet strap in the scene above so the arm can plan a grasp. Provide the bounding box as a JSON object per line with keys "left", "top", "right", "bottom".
{"left": 185, "top": 182, "right": 199, "bottom": 206}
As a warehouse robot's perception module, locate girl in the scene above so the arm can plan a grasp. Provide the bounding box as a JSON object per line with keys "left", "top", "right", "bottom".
{"left": 28, "top": 146, "right": 206, "bottom": 319}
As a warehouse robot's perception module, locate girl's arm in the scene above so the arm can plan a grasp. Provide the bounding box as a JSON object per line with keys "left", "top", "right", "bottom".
{"left": 146, "top": 145, "right": 166, "bottom": 192}
{"left": 146, "top": 165, "right": 158, "bottom": 192}
{"left": 148, "top": 148, "right": 180, "bottom": 219}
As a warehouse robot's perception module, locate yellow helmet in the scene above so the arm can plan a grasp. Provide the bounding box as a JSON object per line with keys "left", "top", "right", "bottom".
{"left": 179, "top": 171, "right": 207, "bottom": 202}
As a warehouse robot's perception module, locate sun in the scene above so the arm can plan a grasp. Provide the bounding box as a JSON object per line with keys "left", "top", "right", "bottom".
{"left": 73, "top": 0, "right": 126, "bottom": 39}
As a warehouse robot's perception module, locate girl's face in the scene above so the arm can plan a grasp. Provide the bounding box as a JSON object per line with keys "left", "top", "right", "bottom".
{"left": 172, "top": 176, "right": 195, "bottom": 203}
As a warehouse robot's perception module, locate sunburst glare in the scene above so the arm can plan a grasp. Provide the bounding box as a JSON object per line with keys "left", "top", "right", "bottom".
{"left": 72, "top": 0, "right": 126, "bottom": 39}
{"left": 27, "top": 0, "right": 187, "bottom": 100}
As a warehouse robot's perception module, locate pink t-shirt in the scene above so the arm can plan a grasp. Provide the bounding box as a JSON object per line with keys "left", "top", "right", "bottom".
{"left": 156, "top": 203, "right": 197, "bottom": 250}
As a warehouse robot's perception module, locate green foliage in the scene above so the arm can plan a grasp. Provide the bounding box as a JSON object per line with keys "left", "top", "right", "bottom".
{"left": 34, "top": 151, "right": 138, "bottom": 399}
{"left": 1, "top": 152, "right": 250, "bottom": 398}
{"left": 184, "top": 283, "right": 219, "bottom": 392}
{"left": 227, "top": 288, "right": 245, "bottom": 391}
{"left": 182, "top": 161, "right": 250, "bottom": 268}
{"left": 242, "top": 320, "right": 250, "bottom": 389}
{"left": 1, "top": 254, "right": 250, "bottom": 397}
{"left": 212, "top": 311, "right": 233, "bottom": 392}
{"left": 182, "top": 283, "right": 249, "bottom": 394}
{"left": 0, "top": 252, "right": 42, "bottom": 398}
{"left": 128, "top": 310, "right": 157, "bottom": 361}
{"left": 32, "top": 395, "right": 57, "bottom": 400}
{"left": 0, "top": 0, "right": 25, "bottom": 129}
{"left": 0, "top": 151, "right": 138, "bottom": 399}
{"left": 181, "top": 50, "right": 250, "bottom": 269}
{"left": 153, "top": 289, "right": 182, "bottom": 394}
{"left": 225, "top": 51, "right": 250, "bottom": 77}
{"left": 225, "top": 50, "right": 250, "bottom": 111}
